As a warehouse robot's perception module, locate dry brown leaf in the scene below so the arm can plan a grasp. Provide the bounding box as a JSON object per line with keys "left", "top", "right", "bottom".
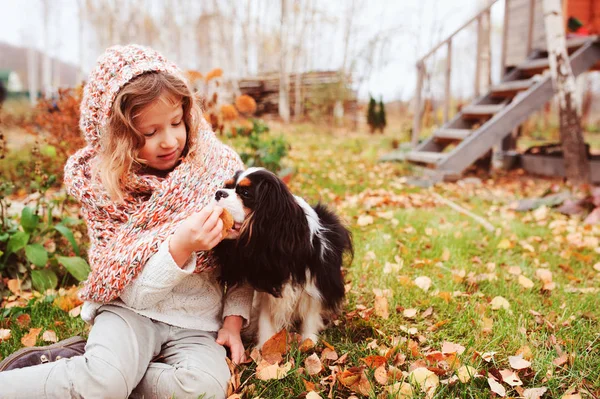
{"left": 403, "top": 308, "right": 418, "bottom": 319}
{"left": 305, "top": 353, "right": 323, "bottom": 376}
{"left": 68, "top": 305, "right": 82, "bottom": 318}
{"left": 320, "top": 347, "right": 338, "bottom": 362}
{"left": 362, "top": 355, "right": 387, "bottom": 368}
{"left": 523, "top": 387, "right": 548, "bottom": 399}
{"left": 552, "top": 353, "right": 569, "bottom": 367}
{"left": 0, "top": 329, "right": 11, "bottom": 342}
{"left": 16, "top": 314, "right": 31, "bottom": 328}
{"left": 384, "top": 382, "right": 414, "bottom": 399}
{"left": 7, "top": 279, "right": 21, "bottom": 295}
{"left": 302, "top": 378, "right": 316, "bottom": 391}
{"left": 491, "top": 296, "right": 510, "bottom": 310}
{"left": 374, "top": 364, "right": 388, "bottom": 385}
{"left": 42, "top": 330, "right": 58, "bottom": 343}
{"left": 357, "top": 215, "right": 374, "bottom": 226}
{"left": 261, "top": 329, "right": 289, "bottom": 364}
{"left": 337, "top": 367, "right": 371, "bottom": 396}
{"left": 518, "top": 275, "right": 535, "bottom": 289}
{"left": 499, "top": 369, "right": 523, "bottom": 386}
{"left": 456, "top": 365, "right": 477, "bottom": 383}
{"left": 374, "top": 295, "right": 389, "bottom": 319}
{"left": 414, "top": 276, "right": 432, "bottom": 292}
{"left": 255, "top": 360, "right": 292, "bottom": 380}
{"left": 508, "top": 355, "right": 531, "bottom": 370}
{"left": 409, "top": 367, "right": 439, "bottom": 397}
{"left": 442, "top": 248, "right": 451, "bottom": 261}
{"left": 299, "top": 338, "right": 315, "bottom": 353}
{"left": 487, "top": 376, "right": 506, "bottom": 397}
{"left": 21, "top": 327, "right": 42, "bottom": 347}
{"left": 479, "top": 351, "right": 496, "bottom": 362}
{"left": 441, "top": 341, "right": 465, "bottom": 355}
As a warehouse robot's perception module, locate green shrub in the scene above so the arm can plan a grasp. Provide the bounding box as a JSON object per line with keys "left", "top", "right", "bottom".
{"left": 237, "top": 119, "right": 289, "bottom": 173}
{"left": 0, "top": 180, "right": 90, "bottom": 293}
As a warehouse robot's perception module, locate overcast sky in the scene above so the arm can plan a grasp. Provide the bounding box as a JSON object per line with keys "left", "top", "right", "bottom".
{"left": 0, "top": 0, "right": 506, "bottom": 101}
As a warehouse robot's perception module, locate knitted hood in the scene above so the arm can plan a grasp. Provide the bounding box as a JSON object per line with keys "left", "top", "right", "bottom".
{"left": 64, "top": 45, "right": 244, "bottom": 303}
{"left": 80, "top": 44, "right": 183, "bottom": 150}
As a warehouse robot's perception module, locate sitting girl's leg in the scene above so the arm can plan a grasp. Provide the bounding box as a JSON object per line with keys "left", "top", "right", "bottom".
{"left": 0, "top": 305, "right": 163, "bottom": 399}
{"left": 132, "top": 327, "right": 230, "bottom": 399}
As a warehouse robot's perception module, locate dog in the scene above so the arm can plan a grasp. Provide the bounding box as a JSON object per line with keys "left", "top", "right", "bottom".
{"left": 213, "top": 167, "right": 353, "bottom": 347}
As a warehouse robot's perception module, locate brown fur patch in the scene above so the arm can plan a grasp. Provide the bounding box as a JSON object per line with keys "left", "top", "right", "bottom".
{"left": 238, "top": 178, "right": 251, "bottom": 187}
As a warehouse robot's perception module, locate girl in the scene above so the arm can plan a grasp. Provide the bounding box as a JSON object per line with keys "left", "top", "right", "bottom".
{"left": 0, "top": 44, "right": 252, "bottom": 399}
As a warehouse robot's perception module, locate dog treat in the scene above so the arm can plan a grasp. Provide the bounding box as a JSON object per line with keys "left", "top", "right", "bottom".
{"left": 219, "top": 209, "right": 234, "bottom": 234}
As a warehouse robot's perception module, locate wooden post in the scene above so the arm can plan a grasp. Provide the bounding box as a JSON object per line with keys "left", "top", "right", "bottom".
{"left": 444, "top": 39, "right": 452, "bottom": 123}
{"left": 543, "top": 0, "right": 591, "bottom": 184}
{"left": 527, "top": 0, "right": 535, "bottom": 54}
{"left": 412, "top": 61, "right": 424, "bottom": 148}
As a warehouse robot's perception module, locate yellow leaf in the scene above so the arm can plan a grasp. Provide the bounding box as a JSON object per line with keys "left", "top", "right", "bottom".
{"left": 374, "top": 295, "right": 389, "bottom": 319}
{"left": 518, "top": 275, "right": 535, "bottom": 289}
{"left": 255, "top": 360, "right": 292, "bottom": 380}
{"left": 357, "top": 215, "right": 374, "bottom": 227}
{"left": 384, "top": 382, "right": 414, "bottom": 399}
{"left": 456, "top": 365, "right": 477, "bottom": 383}
{"left": 497, "top": 239, "right": 513, "bottom": 249}
{"left": 442, "top": 248, "right": 451, "bottom": 261}
{"left": 490, "top": 296, "right": 510, "bottom": 310}
{"left": 374, "top": 364, "right": 388, "bottom": 385}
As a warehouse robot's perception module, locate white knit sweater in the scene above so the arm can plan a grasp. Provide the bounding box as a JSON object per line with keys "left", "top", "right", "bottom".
{"left": 81, "top": 237, "right": 253, "bottom": 331}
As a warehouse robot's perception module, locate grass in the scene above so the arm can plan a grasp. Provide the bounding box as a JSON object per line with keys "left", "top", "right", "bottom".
{"left": 2, "top": 124, "right": 599, "bottom": 398}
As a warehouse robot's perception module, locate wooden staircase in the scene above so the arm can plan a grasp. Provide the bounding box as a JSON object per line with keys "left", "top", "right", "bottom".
{"left": 403, "top": 36, "right": 600, "bottom": 180}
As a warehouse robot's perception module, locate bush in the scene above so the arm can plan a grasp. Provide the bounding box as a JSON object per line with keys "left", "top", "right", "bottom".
{"left": 237, "top": 119, "right": 289, "bottom": 173}
{"left": 0, "top": 180, "right": 90, "bottom": 294}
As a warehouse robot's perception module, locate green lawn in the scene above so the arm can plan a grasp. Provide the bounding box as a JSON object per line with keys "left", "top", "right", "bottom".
{"left": 2, "top": 125, "right": 599, "bottom": 398}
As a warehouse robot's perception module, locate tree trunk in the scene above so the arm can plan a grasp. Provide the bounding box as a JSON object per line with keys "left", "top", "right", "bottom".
{"left": 543, "top": 0, "right": 591, "bottom": 185}
{"left": 278, "top": 0, "right": 290, "bottom": 123}
{"left": 41, "top": 0, "right": 52, "bottom": 99}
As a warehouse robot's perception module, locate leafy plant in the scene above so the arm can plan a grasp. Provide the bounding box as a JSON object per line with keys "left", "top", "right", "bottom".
{"left": 0, "top": 180, "right": 90, "bottom": 293}
{"left": 238, "top": 119, "right": 289, "bottom": 173}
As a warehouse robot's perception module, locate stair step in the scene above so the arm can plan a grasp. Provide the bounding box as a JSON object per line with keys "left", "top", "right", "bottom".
{"left": 565, "top": 35, "right": 598, "bottom": 49}
{"left": 405, "top": 151, "right": 446, "bottom": 164}
{"left": 491, "top": 79, "right": 534, "bottom": 97}
{"left": 521, "top": 58, "right": 549, "bottom": 71}
{"left": 461, "top": 104, "right": 505, "bottom": 118}
{"left": 434, "top": 128, "right": 472, "bottom": 140}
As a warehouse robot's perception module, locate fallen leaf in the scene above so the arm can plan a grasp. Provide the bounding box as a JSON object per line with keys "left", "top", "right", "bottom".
{"left": 337, "top": 367, "right": 372, "bottom": 396}
{"left": 255, "top": 360, "right": 292, "bottom": 380}
{"left": 384, "top": 382, "right": 414, "bottom": 399}
{"left": 374, "top": 364, "right": 388, "bottom": 385}
{"left": 456, "top": 365, "right": 477, "bottom": 383}
{"left": 414, "top": 276, "right": 432, "bottom": 292}
{"left": 362, "top": 355, "right": 387, "bottom": 368}
{"left": 409, "top": 367, "right": 439, "bottom": 394}
{"left": 523, "top": 387, "right": 548, "bottom": 399}
{"left": 305, "top": 391, "right": 322, "bottom": 399}
{"left": 16, "top": 314, "right": 31, "bottom": 328}
{"left": 552, "top": 353, "right": 569, "bottom": 367}
{"left": 357, "top": 215, "right": 374, "bottom": 226}
{"left": 305, "top": 353, "right": 322, "bottom": 376}
{"left": 320, "top": 347, "right": 338, "bottom": 362}
{"left": 0, "top": 329, "right": 11, "bottom": 342}
{"left": 441, "top": 341, "right": 465, "bottom": 355}
{"left": 7, "top": 279, "right": 21, "bottom": 295}
{"left": 69, "top": 305, "right": 82, "bottom": 318}
{"left": 21, "top": 327, "right": 42, "bottom": 347}
{"left": 497, "top": 239, "right": 513, "bottom": 249}
{"left": 500, "top": 369, "right": 522, "bottom": 386}
{"left": 479, "top": 352, "right": 496, "bottom": 362}
{"left": 490, "top": 296, "right": 510, "bottom": 310}
{"left": 593, "top": 262, "right": 600, "bottom": 272}
{"left": 403, "top": 308, "right": 418, "bottom": 319}
{"left": 299, "top": 338, "right": 315, "bottom": 353}
{"left": 261, "top": 329, "right": 290, "bottom": 364}
{"left": 42, "top": 330, "right": 58, "bottom": 343}
{"left": 442, "top": 248, "right": 451, "bottom": 261}
{"left": 487, "top": 376, "right": 506, "bottom": 397}
{"left": 518, "top": 275, "right": 535, "bottom": 289}
{"left": 508, "top": 355, "right": 531, "bottom": 370}
{"left": 374, "top": 294, "right": 389, "bottom": 319}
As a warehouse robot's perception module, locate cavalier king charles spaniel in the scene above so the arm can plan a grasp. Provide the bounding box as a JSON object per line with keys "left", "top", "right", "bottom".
{"left": 213, "top": 167, "right": 353, "bottom": 347}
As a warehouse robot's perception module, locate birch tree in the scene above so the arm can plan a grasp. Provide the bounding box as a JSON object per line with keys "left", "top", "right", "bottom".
{"left": 543, "top": 0, "right": 591, "bottom": 184}
{"left": 279, "top": 0, "right": 291, "bottom": 123}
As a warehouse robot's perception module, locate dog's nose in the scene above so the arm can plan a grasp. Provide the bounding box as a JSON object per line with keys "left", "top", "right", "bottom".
{"left": 215, "top": 190, "right": 229, "bottom": 201}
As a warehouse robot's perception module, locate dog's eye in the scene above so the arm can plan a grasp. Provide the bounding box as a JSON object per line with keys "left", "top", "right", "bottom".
{"left": 240, "top": 189, "right": 250, "bottom": 197}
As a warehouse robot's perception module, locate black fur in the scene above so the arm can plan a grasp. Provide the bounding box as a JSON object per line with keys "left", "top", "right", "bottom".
{"left": 213, "top": 169, "right": 353, "bottom": 312}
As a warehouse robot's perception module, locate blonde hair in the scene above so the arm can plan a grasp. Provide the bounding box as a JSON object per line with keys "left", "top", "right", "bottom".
{"left": 95, "top": 71, "right": 201, "bottom": 202}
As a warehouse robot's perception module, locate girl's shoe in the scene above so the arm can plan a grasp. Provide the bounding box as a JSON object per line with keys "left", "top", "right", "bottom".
{"left": 0, "top": 336, "right": 86, "bottom": 371}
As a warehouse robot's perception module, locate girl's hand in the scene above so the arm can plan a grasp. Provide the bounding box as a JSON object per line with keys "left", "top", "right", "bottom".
{"left": 217, "top": 316, "right": 246, "bottom": 364}
{"left": 169, "top": 206, "right": 224, "bottom": 267}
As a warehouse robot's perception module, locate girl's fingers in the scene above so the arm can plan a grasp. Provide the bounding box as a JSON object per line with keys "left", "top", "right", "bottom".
{"left": 203, "top": 207, "right": 223, "bottom": 231}
{"left": 193, "top": 206, "right": 213, "bottom": 226}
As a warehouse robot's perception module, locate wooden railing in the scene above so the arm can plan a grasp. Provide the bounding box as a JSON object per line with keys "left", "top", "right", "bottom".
{"left": 411, "top": 0, "right": 503, "bottom": 147}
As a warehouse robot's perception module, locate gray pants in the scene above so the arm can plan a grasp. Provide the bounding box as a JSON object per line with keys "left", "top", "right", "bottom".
{"left": 0, "top": 305, "right": 230, "bottom": 399}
